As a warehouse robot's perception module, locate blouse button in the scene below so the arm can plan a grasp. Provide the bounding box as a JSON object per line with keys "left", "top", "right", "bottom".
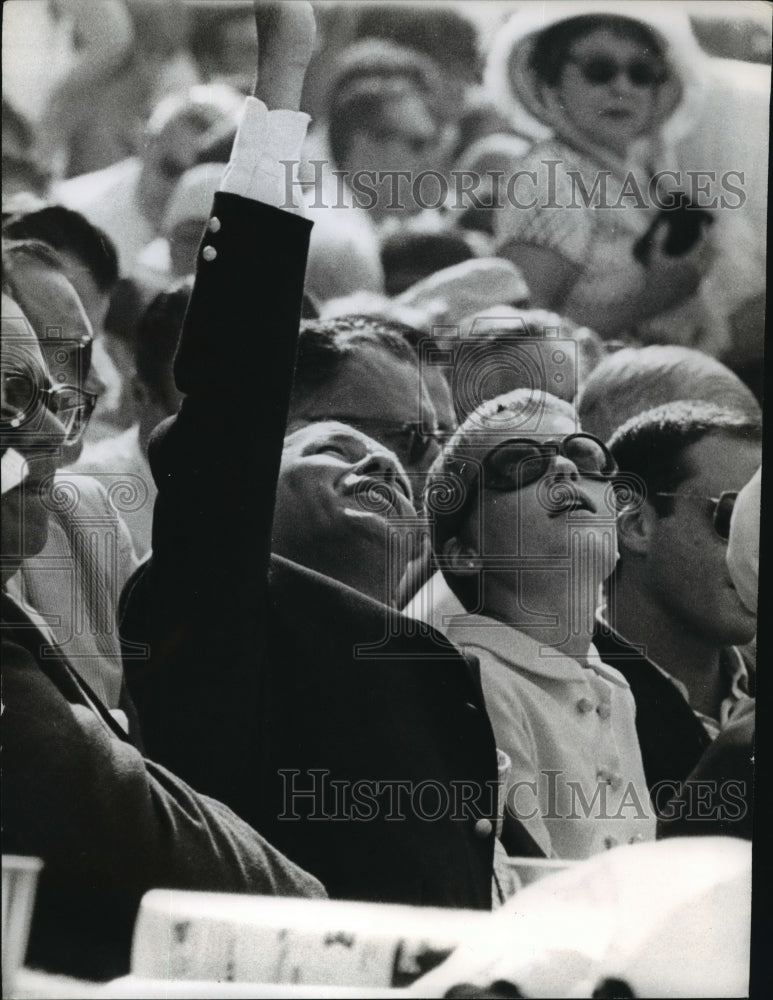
{"left": 207, "top": 216, "right": 221, "bottom": 233}
{"left": 577, "top": 697, "right": 594, "bottom": 714}
{"left": 474, "top": 818, "right": 493, "bottom": 839}
{"left": 202, "top": 245, "right": 217, "bottom": 262}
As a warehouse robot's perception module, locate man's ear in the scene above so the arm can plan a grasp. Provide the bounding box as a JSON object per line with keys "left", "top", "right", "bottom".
{"left": 442, "top": 536, "right": 481, "bottom": 573}
{"left": 616, "top": 503, "right": 657, "bottom": 557}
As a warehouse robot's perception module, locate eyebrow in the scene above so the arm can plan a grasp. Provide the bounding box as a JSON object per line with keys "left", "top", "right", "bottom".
{"left": 298, "top": 430, "right": 368, "bottom": 457}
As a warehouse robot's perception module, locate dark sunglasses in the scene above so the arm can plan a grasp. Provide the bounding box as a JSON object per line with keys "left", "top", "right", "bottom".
{"left": 567, "top": 56, "right": 668, "bottom": 88}
{"left": 655, "top": 491, "right": 738, "bottom": 540}
{"left": 304, "top": 415, "right": 449, "bottom": 468}
{"left": 1, "top": 369, "right": 98, "bottom": 447}
{"left": 482, "top": 433, "right": 617, "bottom": 491}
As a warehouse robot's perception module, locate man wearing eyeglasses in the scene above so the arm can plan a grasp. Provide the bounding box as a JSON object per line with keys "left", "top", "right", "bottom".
{"left": 406, "top": 389, "right": 654, "bottom": 860}
{"left": 2, "top": 239, "right": 138, "bottom": 714}
{"left": 286, "top": 315, "right": 448, "bottom": 491}
{"left": 1, "top": 292, "right": 326, "bottom": 979}
{"left": 596, "top": 400, "right": 761, "bottom": 820}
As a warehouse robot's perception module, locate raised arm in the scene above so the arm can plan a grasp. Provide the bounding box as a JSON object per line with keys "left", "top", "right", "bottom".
{"left": 122, "top": 4, "right": 317, "bottom": 809}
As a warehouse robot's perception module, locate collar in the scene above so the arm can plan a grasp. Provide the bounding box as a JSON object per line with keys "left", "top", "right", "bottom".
{"left": 403, "top": 570, "right": 466, "bottom": 630}
{"left": 596, "top": 613, "right": 750, "bottom": 729}
{"left": 445, "top": 612, "right": 629, "bottom": 688}
{"left": 406, "top": 572, "right": 628, "bottom": 686}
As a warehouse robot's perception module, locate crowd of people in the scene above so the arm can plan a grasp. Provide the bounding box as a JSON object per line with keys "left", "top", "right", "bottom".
{"left": 1, "top": 0, "right": 766, "bottom": 987}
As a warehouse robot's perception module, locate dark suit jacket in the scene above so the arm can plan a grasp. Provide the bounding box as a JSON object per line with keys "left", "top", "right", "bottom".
{"left": 121, "top": 192, "right": 542, "bottom": 915}
{"left": 1, "top": 594, "right": 325, "bottom": 980}
{"left": 593, "top": 622, "right": 712, "bottom": 809}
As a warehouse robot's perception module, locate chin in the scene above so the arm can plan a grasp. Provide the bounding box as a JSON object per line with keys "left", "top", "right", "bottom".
{"left": 709, "top": 607, "right": 757, "bottom": 648}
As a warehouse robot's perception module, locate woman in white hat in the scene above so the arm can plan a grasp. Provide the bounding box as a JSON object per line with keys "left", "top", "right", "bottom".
{"left": 484, "top": 5, "right": 739, "bottom": 352}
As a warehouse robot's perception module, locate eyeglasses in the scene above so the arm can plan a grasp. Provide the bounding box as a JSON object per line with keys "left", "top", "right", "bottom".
{"left": 302, "top": 415, "right": 449, "bottom": 468}
{"left": 38, "top": 335, "right": 94, "bottom": 387}
{"left": 482, "top": 433, "right": 618, "bottom": 492}
{"left": 567, "top": 56, "right": 668, "bottom": 88}
{"left": 1, "top": 368, "right": 98, "bottom": 447}
{"left": 654, "top": 491, "right": 739, "bottom": 541}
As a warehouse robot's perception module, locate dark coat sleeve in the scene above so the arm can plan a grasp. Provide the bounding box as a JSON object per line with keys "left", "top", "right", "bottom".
{"left": 123, "top": 194, "right": 313, "bottom": 815}
{"left": 2, "top": 638, "right": 325, "bottom": 981}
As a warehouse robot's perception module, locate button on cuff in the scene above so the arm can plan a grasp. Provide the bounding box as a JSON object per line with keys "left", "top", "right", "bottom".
{"left": 207, "top": 216, "right": 221, "bottom": 233}
{"left": 474, "top": 818, "right": 493, "bottom": 839}
{"left": 202, "top": 245, "right": 217, "bottom": 262}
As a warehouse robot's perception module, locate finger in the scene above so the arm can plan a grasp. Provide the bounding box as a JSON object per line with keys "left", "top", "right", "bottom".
{"left": 254, "top": 1, "right": 316, "bottom": 111}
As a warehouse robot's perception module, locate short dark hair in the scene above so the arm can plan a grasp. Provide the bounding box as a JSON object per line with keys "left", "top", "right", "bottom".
{"left": 529, "top": 15, "right": 665, "bottom": 87}
{"left": 3, "top": 206, "right": 119, "bottom": 292}
{"left": 291, "top": 314, "right": 418, "bottom": 410}
{"left": 326, "top": 40, "right": 445, "bottom": 165}
{"left": 608, "top": 400, "right": 762, "bottom": 516}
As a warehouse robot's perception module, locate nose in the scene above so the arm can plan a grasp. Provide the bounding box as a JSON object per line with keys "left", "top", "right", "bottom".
{"left": 353, "top": 449, "right": 413, "bottom": 503}
{"left": 553, "top": 454, "right": 581, "bottom": 479}
{"left": 23, "top": 404, "right": 68, "bottom": 459}
{"left": 609, "top": 70, "right": 637, "bottom": 98}
{"left": 354, "top": 449, "right": 402, "bottom": 483}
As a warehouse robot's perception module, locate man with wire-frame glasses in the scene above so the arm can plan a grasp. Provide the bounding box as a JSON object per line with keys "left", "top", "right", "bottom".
{"left": 2, "top": 239, "right": 138, "bottom": 713}
{"left": 596, "top": 400, "right": 761, "bottom": 825}
{"left": 285, "top": 314, "right": 449, "bottom": 491}
{"left": 1, "top": 290, "right": 325, "bottom": 979}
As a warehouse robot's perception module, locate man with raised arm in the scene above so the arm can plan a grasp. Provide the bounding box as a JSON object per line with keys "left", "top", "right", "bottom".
{"left": 2, "top": 8, "right": 337, "bottom": 981}
{"left": 123, "top": 2, "right": 539, "bottom": 911}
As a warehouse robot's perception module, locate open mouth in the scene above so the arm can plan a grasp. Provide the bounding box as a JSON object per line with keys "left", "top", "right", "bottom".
{"left": 547, "top": 492, "right": 597, "bottom": 517}
{"left": 342, "top": 474, "right": 413, "bottom": 516}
